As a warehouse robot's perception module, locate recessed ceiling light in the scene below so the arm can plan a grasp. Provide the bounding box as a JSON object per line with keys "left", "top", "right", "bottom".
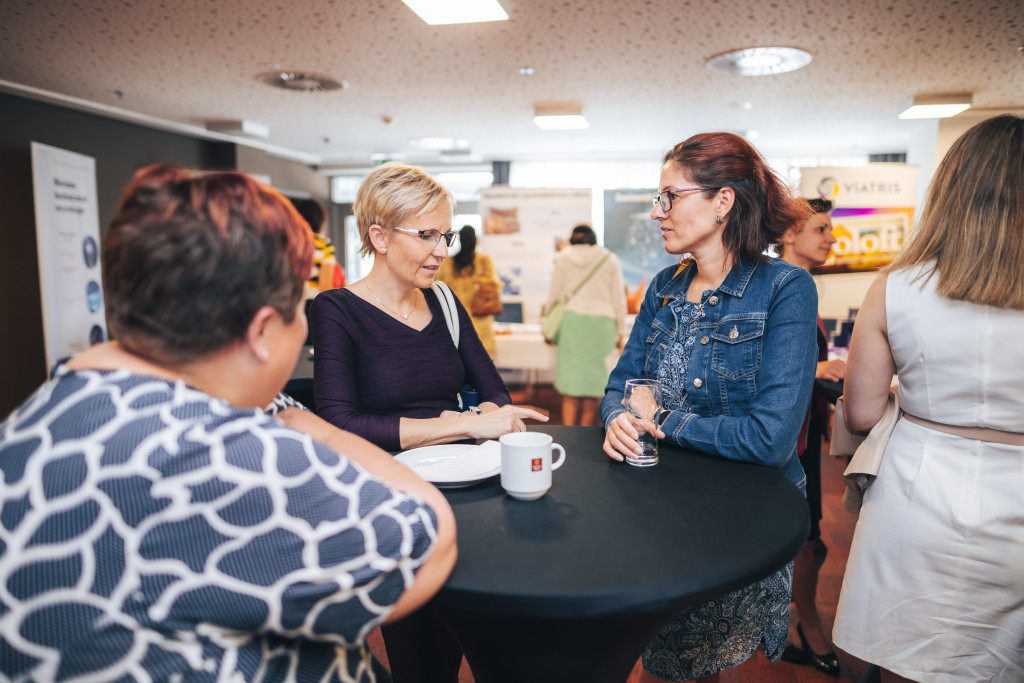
{"left": 205, "top": 119, "right": 270, "bottom": 138}
{"left": 519, "top": 66, "right": 535, "bottom": 76}
{"left": 534, "top": 103, "right": 589, "bottom": 130}
{"left": 705, "top": 47, "right": 812, "bottom": 76}
{"left": 410, "top": 137, "right": 470, "bottom": 151}
{"left": 256, "top": 71, "right": 347, "bottom": 92}
{"left": 897, "top": 94, "right": 973, "bottom": 119}
{"left": 401, "top": 0, "right": 508, "bottom": 25}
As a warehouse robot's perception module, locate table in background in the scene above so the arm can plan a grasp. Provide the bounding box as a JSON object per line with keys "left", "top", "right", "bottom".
{"left": 493, "top": 330, "right": 556, "bottom": 394}
{"left": 431, "top": 425, "right": 809, "bottom": 683}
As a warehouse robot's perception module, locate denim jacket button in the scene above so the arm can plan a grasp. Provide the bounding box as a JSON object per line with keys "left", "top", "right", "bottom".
{"left": 700, "top": 335, "right": 710, "bottom": 345}
{"left": 693, "top": 378, "right": 703, "bottom": 388}
{"left": 708, "top": 296, "right": 719, "bottom": 305}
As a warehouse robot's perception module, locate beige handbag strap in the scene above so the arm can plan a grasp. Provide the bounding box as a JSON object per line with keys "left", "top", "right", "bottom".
{"left": 902, "top": 412, "right": 1024, "bottom": 446}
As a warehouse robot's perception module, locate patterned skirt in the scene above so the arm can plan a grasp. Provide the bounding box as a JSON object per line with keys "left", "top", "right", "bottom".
{"left": 641, "top": 561, "right": 794, "bottom": 681}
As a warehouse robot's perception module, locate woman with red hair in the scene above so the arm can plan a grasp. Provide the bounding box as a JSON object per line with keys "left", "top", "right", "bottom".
{"left": 0, "top": 165, "right": 456, "bottom": 683}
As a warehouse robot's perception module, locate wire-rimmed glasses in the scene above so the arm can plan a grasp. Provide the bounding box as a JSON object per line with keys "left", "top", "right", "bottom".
{"left": 392, "top": 226, "right": 459, "bottom": 248}
{"left": 653, "top": 187, "right": 714, "bottom": 213}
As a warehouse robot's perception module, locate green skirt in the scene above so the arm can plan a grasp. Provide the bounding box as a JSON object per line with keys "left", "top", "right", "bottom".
{"left": 554, "top": 310, "right": 617, "bottom": 398}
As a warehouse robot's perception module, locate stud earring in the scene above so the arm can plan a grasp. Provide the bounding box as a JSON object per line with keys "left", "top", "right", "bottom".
{"left": 260, "top": 349, "right": 270, "bottom": 361}
{"left": 715, "top": 215, "right": 723, "bottom": 224}
{"left": 381, "top": 248, "right": 387, "bottom": 254}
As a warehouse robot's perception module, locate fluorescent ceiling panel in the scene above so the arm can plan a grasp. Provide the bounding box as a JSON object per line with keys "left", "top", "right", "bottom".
{"left": 401, "top": 0, "right": 508, "bottom": 25}
{"left": 898, "top": 94, "right": 973, "bottom": 119}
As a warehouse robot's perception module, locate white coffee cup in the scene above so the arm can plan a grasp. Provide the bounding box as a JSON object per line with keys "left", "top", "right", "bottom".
{"left": 499, "top": 432, "right": 566, "bottom": 501}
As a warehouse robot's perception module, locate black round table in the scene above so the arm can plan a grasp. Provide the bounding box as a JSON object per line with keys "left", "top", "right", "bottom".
{"left": 430, "top": 425, "right": 809, "bottom": 683}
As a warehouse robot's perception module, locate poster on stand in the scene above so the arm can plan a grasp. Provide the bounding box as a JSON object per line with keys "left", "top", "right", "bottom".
{"left": 800, "top": 166, "right": 919, "bottom": 274}
{"left": 603, "top": 189, "right": 680, "bottom": 310}
{"left": 31, "top": 142, "right": 105, "bottom": 374}
{"left": 478, "top": 187, "right": 591, "bottom": 324}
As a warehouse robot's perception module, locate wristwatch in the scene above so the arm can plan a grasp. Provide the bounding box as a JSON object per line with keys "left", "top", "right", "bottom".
{"left": 467, "top": 406, "right": 482, "bottom": 415}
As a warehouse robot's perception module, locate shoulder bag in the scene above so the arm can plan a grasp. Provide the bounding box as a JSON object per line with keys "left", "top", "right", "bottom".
{"left": 470, "top": 277, "right": 503, "bottom": 316}
{"left": 542, "top": 252, "right": 610, "bottom": 344}
{"left": 432, "top": 281, "right": 465, "bottom": 409}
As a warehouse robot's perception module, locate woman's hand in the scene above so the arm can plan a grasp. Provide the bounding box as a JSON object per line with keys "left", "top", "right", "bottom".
{"left": 603, "top": 411, "right": 665, "bottom": 462}
{"left": 467, "top": 404, "right": 549, "bottom": 439}
{"left": 816, "top": 358, "right": 847, "bottom": 382}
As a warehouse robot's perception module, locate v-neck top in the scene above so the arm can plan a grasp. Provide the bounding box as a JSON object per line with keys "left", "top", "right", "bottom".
{"left": 310, "top": 286, "right": 510, "bottom": 451}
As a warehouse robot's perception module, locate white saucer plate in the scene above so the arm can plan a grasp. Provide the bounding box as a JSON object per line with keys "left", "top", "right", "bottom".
{"left": 394, "top": 443, "right": 501, "bottom": 488}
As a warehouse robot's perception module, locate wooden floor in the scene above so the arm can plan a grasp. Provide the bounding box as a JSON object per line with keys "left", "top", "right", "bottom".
{"left": 369, "top": 384, "right": 872, "bottom": 683}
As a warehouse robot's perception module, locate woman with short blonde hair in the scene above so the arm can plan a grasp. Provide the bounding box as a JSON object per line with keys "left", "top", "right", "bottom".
{"left": 354, "top": 162, "right": 456, "bottom": 258}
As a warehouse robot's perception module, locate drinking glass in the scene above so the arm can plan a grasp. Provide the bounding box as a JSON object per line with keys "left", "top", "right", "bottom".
{"left": 623, "top": 379, "right": 663, "bottom": 467}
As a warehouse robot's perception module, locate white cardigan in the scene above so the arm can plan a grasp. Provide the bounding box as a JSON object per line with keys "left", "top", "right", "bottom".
{"left": 545, "top": 244, "right": 627, "bottom": 335}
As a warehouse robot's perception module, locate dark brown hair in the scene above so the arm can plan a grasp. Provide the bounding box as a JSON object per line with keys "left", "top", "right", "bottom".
{"left": 290, "top": 196, "right": 326, "bottom": 232}
{"left": 103, "top": 164, "right": 314, "bottom": 363}
{"left": 663, "top": 132, "right": 811, "bottom": 260}
{"left": 453, "top": 225, "right": 477, "bottom": 272}
{"left": 569, "top": 224, "right": 597, "bottom": 245}
{"left": 887, "top": 114, "right": 1024, "bottom": 309}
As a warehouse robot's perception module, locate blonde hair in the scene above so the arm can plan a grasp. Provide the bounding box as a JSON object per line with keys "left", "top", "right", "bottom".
{"left": 887, "top": 114, "right": 1024, "bottom": 309}
{"left": 353, "top": 162, "right": 455, "bottom": 257}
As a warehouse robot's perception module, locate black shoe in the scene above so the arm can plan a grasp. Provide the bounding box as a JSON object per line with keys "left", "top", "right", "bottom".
{"left": 796, "top": 623, "right": 841, "bottom": 677}
{"left": 781, "top": 643, "right": 809, "bottom": 663}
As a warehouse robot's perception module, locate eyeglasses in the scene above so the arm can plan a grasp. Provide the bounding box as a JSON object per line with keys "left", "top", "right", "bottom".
{"left": 392, "top": 226, "right": 458, "bottom": 248}
{"left": 653, "top": 187, "right": 715, "bottom": 213}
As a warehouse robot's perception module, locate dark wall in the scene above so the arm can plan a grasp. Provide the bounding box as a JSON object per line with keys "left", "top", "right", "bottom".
{"left": 0, "top": 91, "right": 232, "bottom": 415}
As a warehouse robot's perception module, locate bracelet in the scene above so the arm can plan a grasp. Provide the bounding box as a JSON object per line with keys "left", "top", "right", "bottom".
{"left": 466, "top": 406, "right": 482, "bottom": 415}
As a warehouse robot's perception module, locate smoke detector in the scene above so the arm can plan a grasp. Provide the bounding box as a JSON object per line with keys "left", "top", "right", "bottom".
{"left": 256, "top": 71, "right": 347, "bottom": 92}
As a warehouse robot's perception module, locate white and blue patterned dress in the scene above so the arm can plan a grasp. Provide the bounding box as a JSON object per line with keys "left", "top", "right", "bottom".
{"left": 0, "top": 366, "right": 439, "bottom": 682}
{"left": 642, "top": 298, "right": 793, "bottom": 681}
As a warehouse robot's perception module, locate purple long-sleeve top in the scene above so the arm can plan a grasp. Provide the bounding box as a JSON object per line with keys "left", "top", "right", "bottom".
{"left": 310, "top": 286, "right": 511, "bottom": 451}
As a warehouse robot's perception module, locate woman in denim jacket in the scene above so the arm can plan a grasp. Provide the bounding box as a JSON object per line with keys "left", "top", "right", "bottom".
{"left": 601, "top": 132, "right": 820, "bottom": 682}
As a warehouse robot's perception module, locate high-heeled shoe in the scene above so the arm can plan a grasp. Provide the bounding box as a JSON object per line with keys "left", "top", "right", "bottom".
{"left": 781, "top": 642, "right": 809, "bottom": 664}
{"left": 796, "top": 623, "right": 841, "bottom": 677}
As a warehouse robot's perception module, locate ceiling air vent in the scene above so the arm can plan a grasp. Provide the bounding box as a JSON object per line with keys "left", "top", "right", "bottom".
{"left": 256, "top": 71, "right": 347, "bottom": 92}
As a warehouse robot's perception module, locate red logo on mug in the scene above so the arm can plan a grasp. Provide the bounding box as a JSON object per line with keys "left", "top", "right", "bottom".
{"left": 531, "top": 458, "right": 542, "bottom": 471}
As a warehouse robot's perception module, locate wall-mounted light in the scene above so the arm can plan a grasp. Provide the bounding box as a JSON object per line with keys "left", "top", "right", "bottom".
{"left": 401, "top": 0, "right": 507, "bottom": 25}
{"left": 898, "top": 94, "right": 973, "bottom": 119}
{"left": 533, "top": 103, "right": 589, "bottom": 130}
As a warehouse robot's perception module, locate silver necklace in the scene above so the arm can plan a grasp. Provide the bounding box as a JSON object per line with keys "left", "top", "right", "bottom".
{"left": 364, "top": 281, "right": 417, "bottom": 320}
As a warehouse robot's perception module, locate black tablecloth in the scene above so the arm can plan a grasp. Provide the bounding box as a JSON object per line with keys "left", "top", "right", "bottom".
{"left": 434, "top": 424, "right": 809, "bottom": 619}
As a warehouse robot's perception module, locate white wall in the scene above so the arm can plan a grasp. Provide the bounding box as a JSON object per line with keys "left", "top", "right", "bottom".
{"left": 814, "top": 271, "right": 876, "bottom": 321}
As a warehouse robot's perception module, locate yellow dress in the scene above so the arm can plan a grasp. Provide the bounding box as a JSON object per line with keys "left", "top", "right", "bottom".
{"left": 436, "top": 253, "right": 499, "bottom": 356}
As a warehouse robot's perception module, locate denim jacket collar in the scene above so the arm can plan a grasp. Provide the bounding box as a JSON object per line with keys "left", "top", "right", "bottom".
{"left": 654, "top": 256, "right": 760, "bottom": 302}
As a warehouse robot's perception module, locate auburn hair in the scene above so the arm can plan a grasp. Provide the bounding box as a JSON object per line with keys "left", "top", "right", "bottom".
{"left": 663, "top": 132, "right": 811, "bottom": 261}
{"left": 103, "top": 164, "right": 314, "bottom": 363}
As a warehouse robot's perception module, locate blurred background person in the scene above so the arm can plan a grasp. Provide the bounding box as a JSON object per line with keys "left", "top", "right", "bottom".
{"left": 310, "top": 161, "right": 545, "bottom": 682}
{"left": 545, "top": 224, "right": 626, "bottom": 426}
{"left": 776, "top": 197, "right": 846, "bottom": 677}
{"left": 0, "top": 164, "right": 456, "bottom": 683}
{"left": 436, "top": 224, "right": 501, "bottom": 357}
{"left": 602, "top": 133, "right": 818, "bottom": 682}
{"left": 833, "top": 115, "right": 1024, "bottom": 682}
{"left": 290, "top": 195, "right": 345, "bottom": 297}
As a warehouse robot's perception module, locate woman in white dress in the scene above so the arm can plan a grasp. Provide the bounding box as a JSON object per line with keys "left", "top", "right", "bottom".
{"left": 832, "top": 114, "right": 1024, "bottom": 682}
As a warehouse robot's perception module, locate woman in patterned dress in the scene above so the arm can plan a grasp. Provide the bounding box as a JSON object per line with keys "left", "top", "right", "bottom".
{"left": 601, "top": 133, "right": 819, "bottom": 681}
{"left": 0, "top": 164, "right": 456, "bottom": 683}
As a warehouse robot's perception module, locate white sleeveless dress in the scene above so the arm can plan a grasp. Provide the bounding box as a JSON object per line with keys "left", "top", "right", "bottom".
{"left": 832, "top": 264, "right": 1024, "bottom": 682}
